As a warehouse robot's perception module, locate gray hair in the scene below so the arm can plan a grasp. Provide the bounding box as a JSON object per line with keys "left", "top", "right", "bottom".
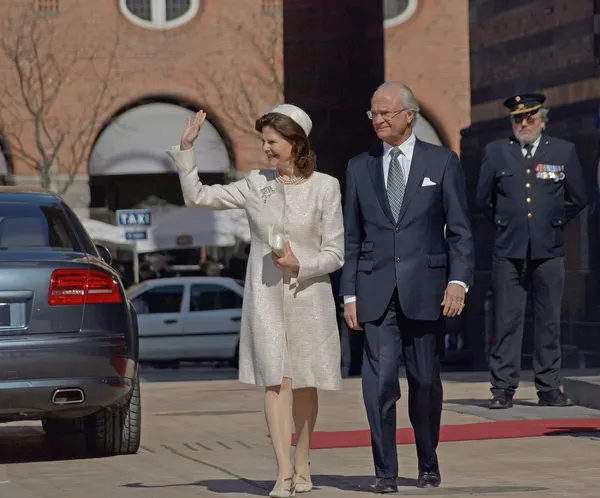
{"left": 373, "top": 81, "right": 420, "bottom": 125}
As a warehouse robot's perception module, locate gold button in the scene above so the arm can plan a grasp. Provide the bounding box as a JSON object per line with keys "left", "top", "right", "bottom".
{"left": 528, "top": 213, "right": 532, "bottom": 218}
{"left": 526, "top": 198, "right": 531, "bottom": 203}
{"left": 526, "top": 169, "right": 531, "bottom": 174}
{"left": 526, "top": 183, "right": 531, "bottom": 188}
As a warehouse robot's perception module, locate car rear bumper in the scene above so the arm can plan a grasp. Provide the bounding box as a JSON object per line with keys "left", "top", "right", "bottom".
{"left": 0, "top": 334, "right": 137, "bottom": 421}
{"left": 0, "top": 376, "right": 133, "bottom": 420}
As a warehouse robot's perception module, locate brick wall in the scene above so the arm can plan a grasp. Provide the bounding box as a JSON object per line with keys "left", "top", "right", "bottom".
{"left": 384, "top": 0, "right": 471, "bottom": 153}
{"left": 470, "top": 0, "right": 591, "bottom": 50}
{"left": 469, "top": 0, "right": 598, "bottom": 119}
{"left": 0, "top": 0, "right": 284, "bottom": 184}
{"left": 0, "top": 0, "right": 472, "bottom": 211}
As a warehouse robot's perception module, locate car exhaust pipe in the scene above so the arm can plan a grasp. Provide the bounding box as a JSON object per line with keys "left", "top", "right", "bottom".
{"left": 51, "top": 388, "right": 85, "bottom": 405}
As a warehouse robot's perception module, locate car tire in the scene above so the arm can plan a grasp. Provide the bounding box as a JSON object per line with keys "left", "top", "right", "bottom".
{"left": 84, "top": 374, "right": 141, "bottom": 456}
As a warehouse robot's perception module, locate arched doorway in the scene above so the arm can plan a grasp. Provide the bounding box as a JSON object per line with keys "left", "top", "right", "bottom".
{"left": 88, "top": 100, "right": 232, "bottom": 220}
{"left": 87, "top": 99, "right": 235, "bottom": 285}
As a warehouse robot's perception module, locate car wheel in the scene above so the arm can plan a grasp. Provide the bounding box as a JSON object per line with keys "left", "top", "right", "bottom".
{"left": 85, "top": 373, "right": 141, "bottom": 456}
{"left": 42, "top": 418, "right": 84, "bottom": 435}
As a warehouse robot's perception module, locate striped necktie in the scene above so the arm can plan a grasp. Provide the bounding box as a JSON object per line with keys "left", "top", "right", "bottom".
{"left": 387, "top": 147, "right": 406, "bottom": 222}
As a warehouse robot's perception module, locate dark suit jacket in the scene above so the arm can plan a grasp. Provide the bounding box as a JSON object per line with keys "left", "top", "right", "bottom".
{"left": 476, "top": 134, "right": 587, "bottom": 260}
{"left": 339, "top": 139, "right": 475, "bottom": 323}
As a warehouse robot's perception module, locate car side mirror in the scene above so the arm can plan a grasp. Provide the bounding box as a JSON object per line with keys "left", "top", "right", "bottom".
{"left": 95, "top": 244, "right": 113, "bottom": 265}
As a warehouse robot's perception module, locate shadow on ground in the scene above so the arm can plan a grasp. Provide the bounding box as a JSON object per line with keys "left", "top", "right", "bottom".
{"left": 0, "top": 425, "right": 102, "bottom": 464}
{"left": 125, "top": 474, "right": 547, "bottom": 495}
{"left": 443, "top": 398, "right": 540, "bottom": 407}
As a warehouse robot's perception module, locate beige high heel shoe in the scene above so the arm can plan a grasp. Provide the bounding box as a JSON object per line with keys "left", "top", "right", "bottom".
{"left": 292, "top": 474, "right": 313, "bottom": 493}
{"left": 269, "top": 476, "right": 295, "bottom": 498}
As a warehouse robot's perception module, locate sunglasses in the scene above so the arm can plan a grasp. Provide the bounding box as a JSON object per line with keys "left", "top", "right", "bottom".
{"left": 511, "top": 112, "right": 541, "bottom": 125}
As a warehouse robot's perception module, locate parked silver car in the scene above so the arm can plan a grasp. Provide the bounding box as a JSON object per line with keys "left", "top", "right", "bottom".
{"left": 127, "top": 276, "right": 243, "bottom": 368}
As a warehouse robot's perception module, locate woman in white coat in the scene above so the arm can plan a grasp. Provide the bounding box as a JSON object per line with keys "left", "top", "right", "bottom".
{"left": 166, "top": 104, "right": 344, "bottom": 497}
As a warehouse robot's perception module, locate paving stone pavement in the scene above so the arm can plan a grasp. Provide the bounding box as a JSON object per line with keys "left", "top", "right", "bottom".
{"left": 0, "top": 367, "right": 599, "bottom": 497}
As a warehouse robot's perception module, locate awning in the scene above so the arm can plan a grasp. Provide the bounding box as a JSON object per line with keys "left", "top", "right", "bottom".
{"left": 89, "top": 102, "right": 231, "bottom": 176}
{"left": 79, "top": 207, "right": 250, "bottom": 253}
{"left": 151, "top": 207, "right": 250, "bottom": 250}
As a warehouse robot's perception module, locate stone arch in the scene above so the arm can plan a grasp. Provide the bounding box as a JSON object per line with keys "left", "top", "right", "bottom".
{"left": 89, "top": 95, "right": 235, "bottom": 176}
{"left": 87, "top": 95, "right": 235, "bottom": 218}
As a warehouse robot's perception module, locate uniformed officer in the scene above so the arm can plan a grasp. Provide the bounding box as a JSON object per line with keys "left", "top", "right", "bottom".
{"left": 476, "top": 93, "right": 587, "bottom": 409}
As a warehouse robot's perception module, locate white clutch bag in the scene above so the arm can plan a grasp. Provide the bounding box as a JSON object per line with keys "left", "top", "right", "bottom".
{"left": 269, "top": 225, "right": 286, "bottom": 258}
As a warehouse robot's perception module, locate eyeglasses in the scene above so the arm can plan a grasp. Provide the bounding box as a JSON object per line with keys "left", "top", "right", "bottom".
{"left": 366, "top": 108, "right": 410, "bottom": 120}
{"left": 511, "top": 112, "right": 541, "bottom": 125}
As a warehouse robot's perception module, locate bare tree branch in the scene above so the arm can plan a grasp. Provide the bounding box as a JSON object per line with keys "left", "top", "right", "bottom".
{"left": 193, "top": 11, "right": 284, "bottom": 148}
{"left": 0, "top": 1, "right": 123, "bottom": 194}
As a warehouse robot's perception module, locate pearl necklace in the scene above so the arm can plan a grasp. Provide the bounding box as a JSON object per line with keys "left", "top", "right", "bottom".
{"left": 275, "top": 169, "right": 309, "bottom": 185}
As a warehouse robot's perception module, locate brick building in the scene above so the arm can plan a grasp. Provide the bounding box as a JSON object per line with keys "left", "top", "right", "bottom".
{"left": 461, "top": 0, "right": 600, "bottom": 367}
{"left": 282, "top": 0, "right": 470, "bottom": 185}
{"left": 0, "top": 0, "right": 285, "bottom": 221}
{"left": 0, "top": 0, "right": 470, "bottom": 220}
{"left": 384, "top": 0, "right": 470, "bottom": 154}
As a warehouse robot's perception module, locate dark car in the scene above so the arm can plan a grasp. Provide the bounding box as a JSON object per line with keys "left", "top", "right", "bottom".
{"left": 0, "top": 187, "right": 140, "bottom": 456}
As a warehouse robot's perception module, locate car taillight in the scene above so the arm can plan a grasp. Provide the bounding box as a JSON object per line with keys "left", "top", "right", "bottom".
{"left": 49, "top": 269, "right": 122, "bottom": 306}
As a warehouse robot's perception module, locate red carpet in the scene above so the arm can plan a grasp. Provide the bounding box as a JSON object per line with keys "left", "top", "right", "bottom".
{"left": 286, "top": 418, "right": 600, "bottom": 449}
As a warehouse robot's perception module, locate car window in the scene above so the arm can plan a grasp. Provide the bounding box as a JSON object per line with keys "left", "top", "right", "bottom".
{"left": 61, "top": 202, "right": 98, "bottom": 255}
{"left": 132, "top": 285, "right": 184, "bottom": 314}
{"left": 189, "top": 284, "right": 242, "bottom": 312}
{"left": 0, "top": 203, "right": 78, "bottom": 251}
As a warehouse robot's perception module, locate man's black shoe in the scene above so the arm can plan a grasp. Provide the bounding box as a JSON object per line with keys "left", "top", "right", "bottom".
{"left": 538, "top": 389, "right": 574, "bottom": 407}
{"left": 488, "top": 390, "right": 513, "bottom": 409}
{"left": 417, "top": 471, "right": 441, "bottom": 488}
{"left": 372, "top": 478, "right": 398, "bottom": 494}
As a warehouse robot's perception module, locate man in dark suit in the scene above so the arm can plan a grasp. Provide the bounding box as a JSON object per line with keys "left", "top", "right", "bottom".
{"left": 340, "top": 82, "right": 474, "bottom": 492}
{"left": 476, "top": 93, "right": 587, "bottom": 409}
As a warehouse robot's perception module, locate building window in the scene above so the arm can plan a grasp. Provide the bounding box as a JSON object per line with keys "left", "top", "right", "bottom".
{"left": 36, "top": 0, "right": 60, "bottom": 15}
{"left": 125, "top": 0, "right": 151, "bottom": 21}
{"left": 383, "top": 0, "right": 418, "bottom": 28}
{"left": 120, "top": 0, "right": 201, "bottom": 30}
{"left": 261, "top": 0, "right": 282, "bottom": 15}
{"left": 166, "top": 0, "right": 192, "bottom": 21}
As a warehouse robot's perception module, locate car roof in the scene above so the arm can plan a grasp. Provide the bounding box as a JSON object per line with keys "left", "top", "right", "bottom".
{"left": 126, "top": 276, "right": 244, "bottom": 294}
{"left": 0, "top": 187, "right": 61, "bottom": 204}
{"left": 133, "top": 276, "right": 241, "bottom": 286}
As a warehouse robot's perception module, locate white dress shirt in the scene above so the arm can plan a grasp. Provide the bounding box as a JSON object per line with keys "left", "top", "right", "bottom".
{"left": 344, "top": 133, "right": 466, "bottom": 305}
{"left": 382, "top": 132, "right": 416, "bottom": 187}
{"left": 520, "top": 134, "right": 541, "bottom": 157}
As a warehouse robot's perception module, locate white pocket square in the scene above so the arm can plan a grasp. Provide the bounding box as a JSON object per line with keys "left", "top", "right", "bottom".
{"left": 422, "top": 177, "right": 436, "bottom": 187}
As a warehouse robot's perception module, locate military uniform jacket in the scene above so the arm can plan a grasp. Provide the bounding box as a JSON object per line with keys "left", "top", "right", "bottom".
{"left": 476, "top": 134, "right": 587, "bottom": 260}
